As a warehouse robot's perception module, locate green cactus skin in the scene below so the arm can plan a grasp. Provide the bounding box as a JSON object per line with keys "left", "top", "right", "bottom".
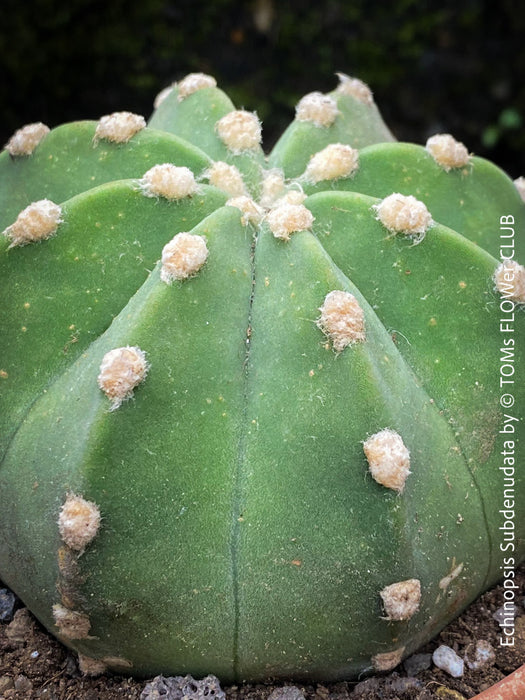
{"left": 0, "top": 73, "right": 523, "bottom": 683}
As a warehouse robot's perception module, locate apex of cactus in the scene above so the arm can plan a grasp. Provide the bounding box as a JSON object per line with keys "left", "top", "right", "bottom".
{"left": 0, "top": 69, "right": 523, "bottom": 685}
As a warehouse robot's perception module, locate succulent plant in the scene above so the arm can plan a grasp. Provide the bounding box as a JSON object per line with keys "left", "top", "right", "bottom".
{"left": 0, "top": 72, "right": 523, "bottom": 683}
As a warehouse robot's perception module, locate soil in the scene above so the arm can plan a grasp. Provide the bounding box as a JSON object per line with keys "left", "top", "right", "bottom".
{"left": 1, "top": 565, "right": 524, "bottom": 700}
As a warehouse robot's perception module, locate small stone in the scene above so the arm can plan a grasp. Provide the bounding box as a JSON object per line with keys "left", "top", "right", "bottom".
{"left": 14, "top": 675, "right": 32, "bottom": 694}
{"left": 5, "top": 122, "right": 50, "bottom": 156}
{"left": 465, "top": 639, "right": 495, "bottom": 670}
{"left": 268, "top": 687, "right": 305, "bottom": 700}
{"left": 403, "top": 652, "right": 432, "bottom": 675}
{"left": 432, "top": 645, "right": 464, "bottom": 677}
{"left": 493, "top": 603, "right": 519, "bottom": 625}
{"left": 140, "top": 674, "right": 225, "bottom": 700}
{"left": 39, "top": 688, "right": 59, "bottom": 700}
{"left": 0, "top": 676, "right": 14, "bottom": 694}
{"left": 5, "top": 608, "right": 35, "bottom": 642}
{"left": 0, "top": 587, "right": 17, "bottom": 621}
{"left": 295, "top": 92, "right": 339, "bottom": 127}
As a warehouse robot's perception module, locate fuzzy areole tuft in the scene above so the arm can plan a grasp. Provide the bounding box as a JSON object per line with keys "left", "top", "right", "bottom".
{"left": 97, "top": 347, "right": 149, "bottom": 409}
{"left": 215, "top": 110, "right": 262, "bottom": 153}
{"left": 94, "top": 112, "right": 146, "bottom": 144}
{"left": 58, "top": 494, "right": 101, "bottom": 552}
{"left": 5, "top": 122, "right": 50, "bottom": 157}
{"left": 295, "top": 92, "right": 339, "bottom": 127}
{"left": 161, "top": 232, "right": 209, "bottom": 283}
{"left": 374, "top": 193, "right": 433, "bottom": 239}
{"left": 317, "top": 290, "right": 366, "bottom": 351}
{"left": 139, "top": 164, "right": 197, "bottom": 200}
{"left": 3, "top": 199, "right": 62, "bottom": 247}
{"left": 266, "top": 202, "right": 314, "bottom": 240}
{"left": 426, "top": 134, "right": 471, "bottom": 171}
{"left": 363, "top": 429, "right": 411, "bottom": 492}
{"left": 380, "top": 579, "right": 421, "bottom": 621}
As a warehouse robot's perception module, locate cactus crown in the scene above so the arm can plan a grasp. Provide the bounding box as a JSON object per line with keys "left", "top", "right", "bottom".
{"left": 0, "top": 71, "right": 524, "bottom": 683}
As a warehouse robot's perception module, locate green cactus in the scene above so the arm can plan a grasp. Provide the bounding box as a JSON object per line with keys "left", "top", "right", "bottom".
{"left": 0, "top": 72, "right": 523, "bottom": 683}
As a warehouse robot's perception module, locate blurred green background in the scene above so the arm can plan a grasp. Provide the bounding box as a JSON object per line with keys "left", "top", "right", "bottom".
{"left": 1, "top": 0, "right": 524, "bottom": 176}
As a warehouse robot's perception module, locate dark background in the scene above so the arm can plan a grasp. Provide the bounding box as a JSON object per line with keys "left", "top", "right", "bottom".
{"left": 1, "top": 0, "right": 524, "bottom": 177}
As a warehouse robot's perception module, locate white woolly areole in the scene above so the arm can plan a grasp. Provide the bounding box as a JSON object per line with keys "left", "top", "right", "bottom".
{"left": 380, "top": 579, "right": 421, "bottom": 621}
{"left": 206, "top": 161, "right": 247, "bottom": 197}
{"left": 426, "top": 133, "right": 471, "bottom": 171}
{"left": 5, "top": 122, "right": 50, "bottom": 156}
{"left": 514, "top": 176, "right": 525, "bottom": 202}
{"left": 94, "top": 111, "right": 146, "bottom": 144}
{"left": 161, "top": 232, "right": 208, "bottom": 283}
{"left": 372, "top": 648, "right": 405, "bottom": 672}
{"left": 58, "top": 494, "right": 101, "bottom": 551}
{"left": 226, "top": 196, "right": 264, "bottom": 226}
{"left": 304, "top": 143, "right": 359, "bottom": 183}
{"left": 266, "top": 202, "right": 314, "bottom": 241}
{"left": 3, "top": 199, "right": 62, "bottom": 247}
{"left": 317, "top": 290, "right": 366, "bottom": 351}
{"left": 78, "top": 655, "right": 108, "bottom": 677}
{"left": 260, "top": 169, "right": 286, "bottom": 208}
{"left": 97, "top": 346, "right": 149, "bottom": 409}
{"left": 374, "top": 193, "right": 433, "bottom": 237}
{"left": 274, "top": 189, "right": 307, "bottom": 207}
{"left": 139, "top": 164, "right": 197, "bottom": 200}
{"left": 153, "top": 85, "right": 174, "bottom": 109}
{"left": 178, "top": 72, "right": 217, "bottom": 100}
{"left": 216, "top": 110, "right": 262, "bottom": 152}
{"left": 52, "top": 605, "right": 91, "bottom": 639}
{"left": 295, "top": 92, "right": 339, "bottom": 127}
{"left": 363, "top": 428, "right": 411, "bottom": 492}
{"left": 336, "top": 73, "right": 374, "bottom": 105}
{"left": 494, "top": 259, "right": 525, "bottom": 304}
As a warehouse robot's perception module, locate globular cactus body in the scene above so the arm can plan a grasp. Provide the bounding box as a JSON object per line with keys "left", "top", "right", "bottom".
{"left": 0, "top": 73, "right": 523, "bottom": 682}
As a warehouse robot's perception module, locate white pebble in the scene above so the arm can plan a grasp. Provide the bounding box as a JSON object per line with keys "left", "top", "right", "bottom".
{"left": 465, "top": 640, "right": 495, "bottom": 670}
{"left": 432, "top": 645, "right": 464, "bottom": 677}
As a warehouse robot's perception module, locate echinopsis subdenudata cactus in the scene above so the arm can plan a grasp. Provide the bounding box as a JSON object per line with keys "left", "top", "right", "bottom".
{"left": 0, "top": 72, "right": 523, "bottom": 682}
